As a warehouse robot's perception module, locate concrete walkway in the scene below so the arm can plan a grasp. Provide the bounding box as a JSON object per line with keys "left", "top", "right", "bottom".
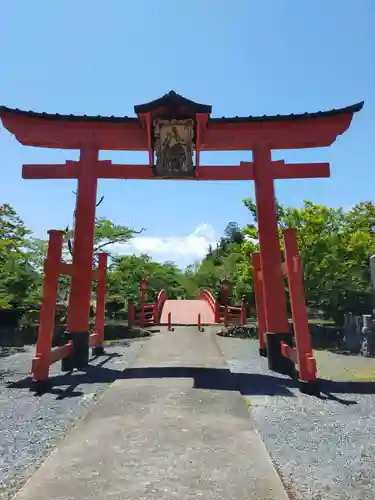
{"left": 13, "top": 328, "right": 289, "bottom": 500}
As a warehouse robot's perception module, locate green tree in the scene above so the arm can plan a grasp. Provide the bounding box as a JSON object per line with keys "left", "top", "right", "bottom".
{"left": 0, "top": 204, "right": 39, "bottom": 308}
{"left": 0, "top": 204, "right": 31, "bottom": 252}
{"left": 107, "top": 254, "right": 189, "bottom": 311}
{"left": 66, "top": 217, "right": 143, "bottom": 260}
{"left": 243, "top": 197, "right": 375, "bottom": 323}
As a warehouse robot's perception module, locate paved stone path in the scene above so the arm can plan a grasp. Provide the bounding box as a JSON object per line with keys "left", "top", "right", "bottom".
{"left": 160, "top": 299, "right": 215, "bottom": 324}
{"left": 13, "top": 327, "right": 288, "bottom": 500}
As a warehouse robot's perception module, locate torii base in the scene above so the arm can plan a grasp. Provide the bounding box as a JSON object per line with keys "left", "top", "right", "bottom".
{"left": 298, "top": 379, "right": 320, "bottom": 396}
{"left": 92, "top": 346, "right": 105, "bottom": 356}
{"left": 61, "top": 332, "right": 89, "bottom": 371}
{"left": 265, "top": 332, "right": 296, "bottom": 377}
{"left": 259, "top": 347, "right": 268, "bottom": 357}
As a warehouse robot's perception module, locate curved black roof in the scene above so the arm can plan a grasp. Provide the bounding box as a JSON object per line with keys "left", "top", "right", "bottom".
{"left": 210, "top": 101, "right": 364, "bottom": 123}
{"left": 0, "top": 95, "right": 363, "bottom": 125}
{"left": 0, "top": 105, "right": 137, "bottom": 123}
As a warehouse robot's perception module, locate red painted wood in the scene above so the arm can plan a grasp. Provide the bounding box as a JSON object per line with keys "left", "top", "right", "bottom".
{"left": 66, "top": 148, "right": 98, "bottom": 334}
{"left": 283, "top": 229, "right": 316, "bottom": 382}
{"left": 197, "top": 165, "right": 254, "bottom": 180}
{"left": 1, "top": 109, "right": 356, "bottom": 151}
{"left": 0, "top": 114, "right": 146, "bottom": 150}
{"left": 128, "top": 303, "right": 135, "bottom": 328}
{"left": 253, "top": 145, "right": 289, "bottom": 333}
{"left": 155, "top": 289, "right": 168, "bottom": 324}
{"left": 272, "top": 162, "right": 330, "bottom": 179}
{"left": 93, "top": 253, "right": 107, "bottom": 348}
{"left": 22, "top": 163, "right": 81, "bottom": 179}
{"left": 203, "top": 113, "right": 355, "bottom": 150}
{"left": 93, "top": 164, "right": 153, "bottom": 179}
{"left": 22, "top": 161, "right": 330, "bottom": 181}
{"left": 59, "top": 262, "right": 73, "bottom": 276}
{"left": 49, "top": 342, "right": 73, "bottom": 364}
{"left": 33, "top": 230, "right": 64, "bottom": 381}
{"left": 195, "top": 113, "right": 209, "bottom": 168}
{"left": 240, "top": 300, "right": 246, "bottom": 326}
{"left": 199, "top": 289, "right": 219, "bottom": 322}
{"left": 240, "top": 161, "right": 330, "bottom": 180}
{"left": 32, "top": 342, "right": 74, "bottom": 374}
{"left": 167, "top": 312, "right": 172, "bottom": 331}
{"left": 281, "top": 343, "right": 298, "bottom": 364}
{"left": 251, "top": 252, "right": 267, "bottom": 352}
{"left": 160, "top": 300, "right": 215, "bottom": 325}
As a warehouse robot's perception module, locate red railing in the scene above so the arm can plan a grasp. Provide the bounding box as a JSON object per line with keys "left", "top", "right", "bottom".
{"left": 199, "top": 289, "right": 246, "bottom": 326}
{"left": 142, "top": 303, "right": 157, "bottom": 326}
{"left": 219, "top": 305, "right": 245, "bottom": 326}
{"left": 130, "top": 289, "right": 168, "bottom": 327}
{"left": 156, "top": 289, "right": 168, "bottom": 322}
{"left": 199, "top": 289, "right": 220, "bottom": 322}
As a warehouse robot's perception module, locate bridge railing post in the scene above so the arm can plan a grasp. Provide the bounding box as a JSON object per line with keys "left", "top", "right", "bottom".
{"left": 240, "top": 299, "right": 246, "bottom": 326}
{"left": 224, "top": 306, "right": 229, "bottom": 327}
{"left": 128, "top": 303, "right": 135, "bottom": 328}
{"left": 197, "top": 312, "right": 204, "bottom": 332}
{"left": 167, "top": 312, "right": 174, "bottom": 331}
{"left": 153, "top": 303, "right": 159, "bottom": 325}
{"left": 139, "top": 303, "right": 144, "bottom": 328}
{"left": 215, "top": 300, "right": 220, "bottom": 323}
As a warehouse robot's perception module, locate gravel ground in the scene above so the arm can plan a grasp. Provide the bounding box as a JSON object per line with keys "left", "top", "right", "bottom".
{"left": 2, "top": 333, "right": 375, "bottom": 500}
{"left": 0, "top": 338, "right": 147, "bottom": 500}
{"left": 217, "top": 336, "right": 375, "bottom": 500}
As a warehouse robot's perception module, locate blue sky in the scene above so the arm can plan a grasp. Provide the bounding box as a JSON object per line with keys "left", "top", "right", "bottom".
{"left": 0, "top": 1, "right": 373, "bottom": 267}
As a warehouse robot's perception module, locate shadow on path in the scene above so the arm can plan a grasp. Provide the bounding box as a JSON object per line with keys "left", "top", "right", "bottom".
{"left": 316, "top": 379, "right": 375, "bottom": 406}
{"left": 7, "top": 352, "right": 122, "bottom": 399}
{"left": 7, "top": 357, "right": 375, "bottom": 404}
{"left": 8, "top": 360, "right": 297, "bottom": 398}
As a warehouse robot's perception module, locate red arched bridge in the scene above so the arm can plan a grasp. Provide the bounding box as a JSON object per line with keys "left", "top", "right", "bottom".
{"left": 128, "top": 288, "right": 246, "bottom": 329}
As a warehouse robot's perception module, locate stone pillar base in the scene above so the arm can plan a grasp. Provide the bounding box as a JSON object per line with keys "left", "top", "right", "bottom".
{"left": 265, "top": 332, "right": 295, "bottom": 377}
{"left": 92, "top": 346, "right": 105, "bottom": 356}
{"left": 32, "top": 379, "right": 52, "bottom": 393}
{"left": 298, "top": 379, "right": 320, "bottom": 396}
{"left": 61, "top": 332, "right": 89, "bottom": 371}
{"left": 259, "top": 347, "right": 268, "bottom": 357}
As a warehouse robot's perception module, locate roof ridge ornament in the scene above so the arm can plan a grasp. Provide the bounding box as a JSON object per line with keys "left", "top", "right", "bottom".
{"left": 134, "top": 91, "right": 212, "bottom": 115}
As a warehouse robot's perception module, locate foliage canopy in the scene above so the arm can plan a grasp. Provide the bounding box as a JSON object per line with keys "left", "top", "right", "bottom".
{"left": 0, "top": 199, "right": 374, "bottom": 324}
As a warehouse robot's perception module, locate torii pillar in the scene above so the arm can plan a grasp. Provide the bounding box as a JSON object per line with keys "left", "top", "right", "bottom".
{"left": 252, "top": 145, "right": 289, "bottom": 334}
{"left": 65, "top": 147, "right": 99, "bottom": 368}
{"left": 243, "top": 150, "right": 329, "bottom": 373}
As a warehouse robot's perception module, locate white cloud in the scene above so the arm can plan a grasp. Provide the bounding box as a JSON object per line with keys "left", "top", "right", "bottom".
{"left": 109, "top": 223, "right": 218, "bottom": 262}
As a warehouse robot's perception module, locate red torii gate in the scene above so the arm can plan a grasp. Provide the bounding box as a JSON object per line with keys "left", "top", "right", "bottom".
{"left": 0, "top": 91, "right": 362, "bottom": 376}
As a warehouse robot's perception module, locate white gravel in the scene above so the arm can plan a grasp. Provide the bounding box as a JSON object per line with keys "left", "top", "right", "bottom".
{"left": 217, "top": 336, "right": 375, "bottom": 500}
{"left": 0, "top": 339, "right": 146, "bottom": 500}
